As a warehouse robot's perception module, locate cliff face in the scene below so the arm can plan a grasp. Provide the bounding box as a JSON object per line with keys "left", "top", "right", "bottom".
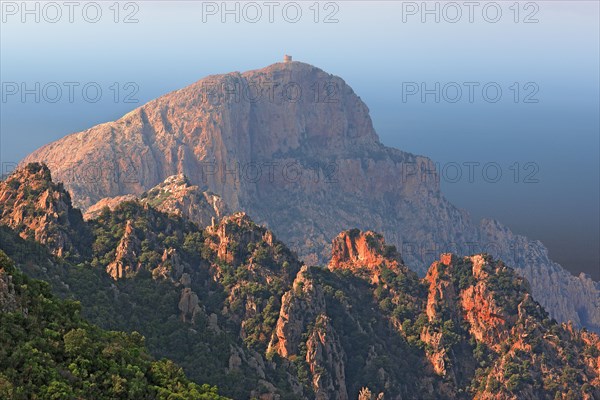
{"left": 305, "top": 314, "right": 348, "bottom": 400}
{"left": 20, "top": 60, "right": 600, "bottom": 332}
{"left": 267, "top": 265, "right": 319, "bottom": 354}
{"left": 267, "top": 266, "right": 348, "bottom": 400}
{"left": 418, "top": 253, "right": 600, "bottom": 399}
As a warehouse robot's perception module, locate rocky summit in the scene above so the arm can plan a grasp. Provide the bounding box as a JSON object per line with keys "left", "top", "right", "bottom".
{"left": 84, "top": 173, "right": 229, "bottom": 228}
{"left": 0, "top": 163, "right": 90, "bottom": 258}
{"left": 21, "top": 60, "right": 600, "bottom": 333}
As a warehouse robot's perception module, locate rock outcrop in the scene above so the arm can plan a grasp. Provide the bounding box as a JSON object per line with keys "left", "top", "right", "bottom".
{"left": 266, "top": 265, "right": 349, "bottom": 399}
{"left": 205, "top": 212, "right": 266, "bottom": 265}
{"left": 82, "top": 194, "right": 138, "bottom": 220}
{"left": 20, "top": 61, "right": 599, "bottom": 331}
{"left": 459, "top": 254, "right": 514, "bottom": 350}
{"left": 84, "top": 174, "right": 228, "bottom": 228}
{"left": 179, "top": 287, "right": 201, "bottom": 323}
{"left": 0, "top": 163, "right": 89, "bottom": 258}
{"left": 418, "top": 252, "right": 600, "bottom": 399}
{"left": 268, "top": 238, "right": 435, "bottom": 398}
{"left": 266, "top": 229, "right": 600, "bottom": 399}
{"left": 153, "top": 248, "right": 186, "bottom": 281}
{"left": 106, "top": 220, "right": 141, "bottom": 279}
{"left": 267, "top": 265, "right": 326, "bottom": 359}
{"left": 422, "top": 255, "right": 463, "bottom": 379}
{"left": 329, "top": 229, "right": 407, "bottom": 284}
{"left": 0, "top": 266, "right": 18, "bottom": 313}
{"left": 305, "top": 314, "right": 348, "bottom": 400}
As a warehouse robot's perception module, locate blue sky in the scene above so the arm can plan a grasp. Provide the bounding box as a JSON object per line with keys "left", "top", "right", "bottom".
{"left": 1, "top": 1, "right": 598, "bottom": 278}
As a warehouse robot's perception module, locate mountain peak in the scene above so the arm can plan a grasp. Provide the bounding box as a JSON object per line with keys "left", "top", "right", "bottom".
{"left": 161, "top": 173, "right": 190, "bottom": 187}
{"left": 246, "top": 58, "right": 322, "bottom": 73}
{"left": 5, "top": 162, "right": 52, "bottom": 185}
{"left": 0, "top": 163, "right": 89, "bottom": 258}
{"left": 23, "top": 57, "right": 380, "bottom": 210}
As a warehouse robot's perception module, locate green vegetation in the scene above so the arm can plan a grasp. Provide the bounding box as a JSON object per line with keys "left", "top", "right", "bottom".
{"left": 312, "top": 266, "right": 433, "bottom": 399}
{"left": 0, "top": 250, "right": 227, "bottom": 399}
{"left": 89, "top": 201, "right": 203, "bottom": 270}
{"left": 486, "top": 264, "right": 527, "bottom": 314}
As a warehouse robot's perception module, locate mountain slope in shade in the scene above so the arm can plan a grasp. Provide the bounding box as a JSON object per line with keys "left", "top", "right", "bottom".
{"left": 21, "top": 60, "right": 600, "bottom": 332}
{"left": 1, "top": 163, "right": 599, "bottom": 399}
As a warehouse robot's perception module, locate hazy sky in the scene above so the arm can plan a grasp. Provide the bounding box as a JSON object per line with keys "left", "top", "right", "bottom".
{"left": 1, "top": 1, "right": 598, "bottom": 279}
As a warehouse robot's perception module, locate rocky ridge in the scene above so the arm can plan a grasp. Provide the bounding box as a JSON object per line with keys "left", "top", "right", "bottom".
{"left": 1, "top": 164, "right": 599, "bottom": 399}
{"left": 326, "top": 231, "right": 600, "bottom": 399}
